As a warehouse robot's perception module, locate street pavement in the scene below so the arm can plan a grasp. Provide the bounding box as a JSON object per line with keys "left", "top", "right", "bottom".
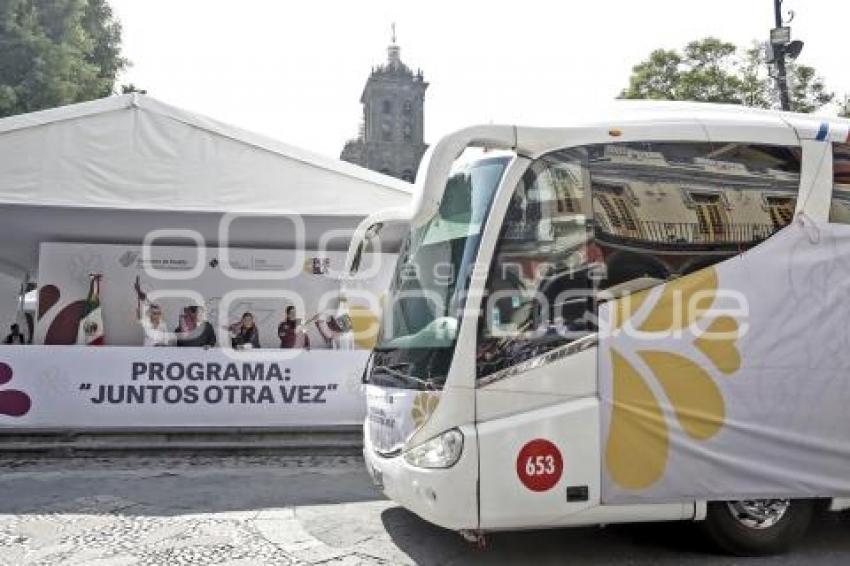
{"left": 0, "top": 454, "right": 847, "bottom": 565}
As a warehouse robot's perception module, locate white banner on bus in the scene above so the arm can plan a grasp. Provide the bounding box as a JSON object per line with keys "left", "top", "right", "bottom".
{"left": 600, "top": 219, "right": 850, "bottom": 503}
{"left": 0, "top": 346, "right": 368, "bottom": 428}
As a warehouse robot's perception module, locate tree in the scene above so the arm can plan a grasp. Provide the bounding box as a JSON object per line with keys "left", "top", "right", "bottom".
{"left": 0, "top": 0, "right": 128, "bottom": 118}
{"left": 677, "top": 38, "right": 744, "bottom": 104}
{"left": 620, "top": 37, "right": 834, "bottom": 113}
{"left": 738, "top": 44, "right": 773, "bottom": 108}
{"left": 840, "top": 97, "right": 850, "bottom": 119}
{"left": 621, "top": 49, "right": 685, "bottom": 101}
{"left": 82, "top": 0, "right": 126, "bottom": 96}
{"left": 785, "top": 65, "right": 833, "bottom": 113}
{"left": 120, "top": 83, "right": 146, "bottom": 95}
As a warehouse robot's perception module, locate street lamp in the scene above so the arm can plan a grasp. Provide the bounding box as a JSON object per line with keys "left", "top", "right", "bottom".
{"left": 770, "top": 0, "right": 804, "bottom": 111}
{"left": 785, "top": 40, "right": 804, "bottom": 60}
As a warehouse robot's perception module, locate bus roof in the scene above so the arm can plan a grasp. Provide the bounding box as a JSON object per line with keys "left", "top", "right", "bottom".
{"left": 507, "top": 100, "right": 850, "bottom": 156}
{"left": 410, "top": 101, "right": 850, "bottom": 226}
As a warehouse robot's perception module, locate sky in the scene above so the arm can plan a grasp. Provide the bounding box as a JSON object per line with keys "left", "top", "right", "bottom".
{"left": 110, "top": 0, "right": 850, "bottom": 159}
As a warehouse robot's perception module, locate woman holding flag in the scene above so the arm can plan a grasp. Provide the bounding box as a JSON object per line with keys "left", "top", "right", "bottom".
{"left": 133, "top": 276, "right": 173, "bottom": 347}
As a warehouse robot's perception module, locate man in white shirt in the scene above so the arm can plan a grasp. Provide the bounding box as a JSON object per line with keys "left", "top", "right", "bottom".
{"left": 140, "top": 303, "right": 172, "bottom": 346}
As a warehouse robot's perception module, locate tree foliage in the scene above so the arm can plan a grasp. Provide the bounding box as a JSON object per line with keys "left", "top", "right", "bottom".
{"left": 120, "top": 83, "right": 145, "bottom": 95}
{"left": 840, "top": 97, "right": 850, "bottom": 119}
{"left": 620, "top": 37, "right": 835, "bottom": 113}
{"left": 0, "top": 0, "right": 127, "bottom": 118}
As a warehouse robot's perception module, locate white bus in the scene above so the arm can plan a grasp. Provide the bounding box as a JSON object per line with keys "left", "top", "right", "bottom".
{"left": 357, "top": 102, "right": 850, "bottom": 556}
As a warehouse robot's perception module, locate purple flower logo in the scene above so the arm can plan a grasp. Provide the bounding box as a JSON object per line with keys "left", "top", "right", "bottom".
{"left": 0, "top": 363, "right": 31, "bottom": 417}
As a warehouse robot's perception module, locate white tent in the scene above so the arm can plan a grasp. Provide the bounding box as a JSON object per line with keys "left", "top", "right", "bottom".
{"left": 0, "top": 94, "right": 412, "bottom": 279}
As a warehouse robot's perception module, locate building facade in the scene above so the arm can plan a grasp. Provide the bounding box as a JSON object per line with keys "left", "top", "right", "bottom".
{"left": 340, "top": 36, "right": 428, "bottom": 182}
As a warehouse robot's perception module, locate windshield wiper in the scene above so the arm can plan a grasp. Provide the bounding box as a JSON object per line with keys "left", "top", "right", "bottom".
{"left": 371, "top": 363, "right": 438, "bottom": 390}
{"left": 372, "top": 346, "right": 398, "bottom": 353}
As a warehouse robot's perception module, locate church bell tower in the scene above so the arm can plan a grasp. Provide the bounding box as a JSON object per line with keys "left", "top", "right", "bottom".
{"left": 340, "top": 25, "right": 428, "bottom": 182}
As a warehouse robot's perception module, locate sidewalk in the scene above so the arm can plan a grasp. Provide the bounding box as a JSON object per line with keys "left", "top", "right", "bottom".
{"left": 0, "top": 454, "right": 847, "bottom": 565}
{"left": 0, "top": 427, "right": 363, "bottom": 456}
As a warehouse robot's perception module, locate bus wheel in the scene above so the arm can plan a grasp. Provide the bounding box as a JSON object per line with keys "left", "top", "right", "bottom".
{"left": 702, "top": 499, "right": 813, "bottom": 556}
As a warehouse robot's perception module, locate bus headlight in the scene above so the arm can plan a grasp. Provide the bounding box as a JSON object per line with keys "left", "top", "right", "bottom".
{"left": 403, "top": 428, "right": 464, "bottom": 469}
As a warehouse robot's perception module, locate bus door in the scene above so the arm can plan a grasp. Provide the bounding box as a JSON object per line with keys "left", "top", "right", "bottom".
{"left": 473, "top": 150, "right": 602, "bottom": 529}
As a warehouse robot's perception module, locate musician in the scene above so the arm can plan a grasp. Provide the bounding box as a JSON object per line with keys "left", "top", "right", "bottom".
{"left": 228, "top": 312, "right": 261, "bottom": 349}
{"left": 174, "top": 305, "right": 217, "bottom": 348}
{"left": 278, "top": 306, "right": 310, "bottom": 349}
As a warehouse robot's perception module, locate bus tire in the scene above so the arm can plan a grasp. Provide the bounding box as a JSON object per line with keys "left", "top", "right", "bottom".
{"left": 701, "top": 499, "right": 813, "bottom": 556}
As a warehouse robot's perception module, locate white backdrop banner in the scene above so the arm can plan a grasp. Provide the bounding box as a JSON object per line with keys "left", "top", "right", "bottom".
{"left": 0, "top": 346, "right": 369, "bottom": 428}
{"left": 34, "top": 242, "right": 395, "bottom": 349}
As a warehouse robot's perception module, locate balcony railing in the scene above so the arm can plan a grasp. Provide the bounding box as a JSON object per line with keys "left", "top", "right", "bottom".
{"left": 599, "top": 220, "right": 780, "bottom": 246}
{"left": 499, "top": 218, "right": 783, "bottom": 248}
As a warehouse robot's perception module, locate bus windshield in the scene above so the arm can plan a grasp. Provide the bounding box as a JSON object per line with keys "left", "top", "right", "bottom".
{"left": 369, "top": 156, "right": 510, "bottom": 389}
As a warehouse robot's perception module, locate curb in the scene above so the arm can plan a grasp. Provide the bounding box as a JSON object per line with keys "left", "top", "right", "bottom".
{"left": 0, "top": 426, "right": 364, "bottom": 457}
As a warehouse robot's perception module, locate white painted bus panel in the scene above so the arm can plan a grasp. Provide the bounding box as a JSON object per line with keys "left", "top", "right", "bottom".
{"left": 476, "top": 344, "right": 598, "bottom": 423}
{"left": 698, "top": 111, "right": 797, "bottom": 146}
{"left": 796, "top": 139, "right": 833, "bottom": 221}
{"left": 477, "top": 398, "right": 600, "bottom": 530}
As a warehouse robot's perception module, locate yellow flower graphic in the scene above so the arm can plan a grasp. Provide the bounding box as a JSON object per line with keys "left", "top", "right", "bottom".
{"left": 411, "top": 392, "right": 440, "bottom": 428}
{"left": 348, "top": 306, "right": 380, "bottom": 350}
{"left": 605, "top": 267, "right": 741, "bottom": 490}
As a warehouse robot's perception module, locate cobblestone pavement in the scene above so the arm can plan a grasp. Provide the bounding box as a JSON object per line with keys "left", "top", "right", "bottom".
{"left": 0, "top": 454, "right": 848, "bottom": 565}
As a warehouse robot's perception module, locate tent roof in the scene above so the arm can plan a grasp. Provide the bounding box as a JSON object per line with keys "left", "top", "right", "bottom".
{"left": 0, "top": 95, "right": 412, "bottom": 278}
{"left": 0, "top": 93, "right": 412, "bottom": 213}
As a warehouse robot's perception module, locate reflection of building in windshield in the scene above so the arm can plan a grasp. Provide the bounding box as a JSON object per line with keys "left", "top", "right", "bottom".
{"left": 477, "top": 141, "right": 803, "bottom": 380}
{"left": 588, "top": 143, "right": 800, "bottom": 285}
{"left": 496, "top": 159, "right": 590, "bottom": 295}
{"left": 830, "top": 143, "right": 850, "bottom": 223}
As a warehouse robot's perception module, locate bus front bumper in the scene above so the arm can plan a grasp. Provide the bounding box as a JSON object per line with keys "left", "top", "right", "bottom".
{"left": 363, "top": 422, "right": 479, "bottom": 531}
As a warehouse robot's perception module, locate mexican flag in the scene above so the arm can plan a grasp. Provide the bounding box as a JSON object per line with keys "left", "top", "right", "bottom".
{"left": 77, "top": 274, "right": 105, "bottom": 346}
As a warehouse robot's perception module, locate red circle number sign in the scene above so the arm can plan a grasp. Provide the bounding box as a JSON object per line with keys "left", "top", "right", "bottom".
{"left": 516, "top": 439, "right": 563, "bottom": 492}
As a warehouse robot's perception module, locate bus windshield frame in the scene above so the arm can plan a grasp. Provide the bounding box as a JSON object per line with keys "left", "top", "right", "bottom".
{"left": 367, "top": 156, "right": 511, "bottom": 390}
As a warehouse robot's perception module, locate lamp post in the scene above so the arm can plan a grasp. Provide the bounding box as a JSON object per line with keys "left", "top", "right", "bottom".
{"left": 773, "top": 1, "right": 791, "bottom": 110}
{"left": 770, "top": 0, "right": 804, "bottom": 111}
